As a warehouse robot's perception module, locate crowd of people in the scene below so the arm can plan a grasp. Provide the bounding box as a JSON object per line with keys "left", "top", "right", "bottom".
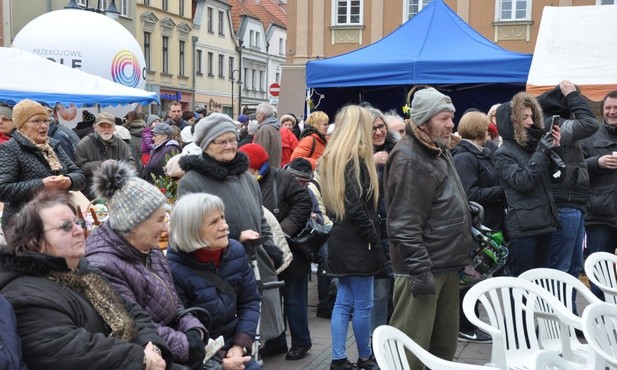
{"left": 0, "top": 82, "right": 616, "bottom": 369}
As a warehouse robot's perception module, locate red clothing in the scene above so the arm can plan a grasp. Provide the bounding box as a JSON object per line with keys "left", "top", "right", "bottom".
{"left": 280, "top": 127, "right": 299, "bottom": 167}
{"left": 0, "top": 132, "right": 11, "bottom": 144}
{"left": 193, "top": 248, "right": 223, "bottom": 268}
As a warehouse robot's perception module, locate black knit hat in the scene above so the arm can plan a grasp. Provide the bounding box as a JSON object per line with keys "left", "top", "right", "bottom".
{"left": 286, "top": 158, "right": 313, "bottom": 182}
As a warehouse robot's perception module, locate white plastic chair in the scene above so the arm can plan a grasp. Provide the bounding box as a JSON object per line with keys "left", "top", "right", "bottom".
{"left": 520, "top": 268, "right": 601, "bottom": 363}
{"left": 582, "top": 302, "right": 617, "bottom": 370}
{"left": 584, "top": 252, "right": 617, "bottom": 304}
{"left": 463, "top": 277, "right": 582, "bottom": 370}
{"left": 532, "top": 350, "right": 583, "bottom": 370}
{"left": 372, "top": 325, "right": 498, "bottom": 370}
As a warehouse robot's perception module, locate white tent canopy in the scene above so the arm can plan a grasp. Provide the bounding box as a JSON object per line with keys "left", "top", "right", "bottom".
{"left": 526, "top": 5, "right": 617, "bottom": 101}
{"left": 0, "top": 47, "right": 158, "bottom": 107}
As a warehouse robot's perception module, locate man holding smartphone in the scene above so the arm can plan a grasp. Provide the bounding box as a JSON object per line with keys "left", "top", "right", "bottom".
{"left": 537, "top": 80, "right": 599, "bottom": 290}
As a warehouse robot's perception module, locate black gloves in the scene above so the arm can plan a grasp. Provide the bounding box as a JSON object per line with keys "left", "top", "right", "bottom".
{"left": 536, "top": 131, "right": 554, "bottom": 156}
{"left": 411, "top": 271, "right": 435, "bottom": 297}
{"left": 185, "top": 329, "right": 206, "bottom": 370}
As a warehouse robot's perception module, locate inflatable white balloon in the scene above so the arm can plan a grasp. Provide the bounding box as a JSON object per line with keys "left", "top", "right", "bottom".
{"left": 13, "top": 9, "right": 147, "bottom": 90}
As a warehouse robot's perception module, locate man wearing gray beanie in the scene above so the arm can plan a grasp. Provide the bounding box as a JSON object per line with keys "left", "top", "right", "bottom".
{"left": 384, "top": 87, "right": 473, "bottom": 368}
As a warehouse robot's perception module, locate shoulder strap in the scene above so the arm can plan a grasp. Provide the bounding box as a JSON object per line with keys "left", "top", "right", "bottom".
{"left": 309, "top": 178, "right": 321, "bottom": 193}
{"left": 308, "top": 136, "right": 317, "bottom": 158}
{"left": 271, "top": 170, "right": 279, "bottom": 215}
{"left": 193, "top": 269, "right": 237, "bottom": 302}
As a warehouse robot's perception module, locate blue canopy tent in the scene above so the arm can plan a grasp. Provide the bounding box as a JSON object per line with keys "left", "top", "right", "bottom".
{"left": 305, "top": 0, "right": 532, "bottom": 120}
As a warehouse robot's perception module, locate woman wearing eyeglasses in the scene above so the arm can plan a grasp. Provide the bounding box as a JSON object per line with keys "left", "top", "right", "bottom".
{"left": 0, "top": 191, "right": 170, "bottom": 370}
{"left": 177, "top": 113, "right": 286, "bottom": 349}
{"left": 0, "top": 99, "right": 85, "bottom": 232}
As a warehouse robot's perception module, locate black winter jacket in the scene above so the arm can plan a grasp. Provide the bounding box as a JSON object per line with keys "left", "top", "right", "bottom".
{"left": 326, "top": 161, "right": 385, "bottom": 277}
{"left": 493, "top": 92, "right": 559, "bottom": 238}
{"left": 385, "top": 124, "right": 472, "bottom": 275}
{"left": 259, "top": 168, "right": 313, "bottom": 278}
{"left": 537, "top": 87, "right": 599, "bottom": 210}
{"left": 0, "top": 252, "right": 172, "bottom": 370}
{"left": 0, "top": 132, "right": 85, "bottom": 230}
{"left": 452, "top": 140, "right": 506, "bottom": 232}
{"left": 580, "top": 123, "right": 617, "bottom": 227}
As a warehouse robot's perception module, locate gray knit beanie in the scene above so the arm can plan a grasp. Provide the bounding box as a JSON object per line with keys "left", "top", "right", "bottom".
{"left": 92, "top": 161, "right": 167, "bottom": 234}
{"left": 410, "top": 87, "right": 455, "bottom": 127}
{"left": 193, "top": 113, "right": 237, "bottom": 150}
{"left": 0, "top": 105, "right": 12, "bottom": 119}
{"left": 145, "top": 114, "right": 161, "bottom": 127}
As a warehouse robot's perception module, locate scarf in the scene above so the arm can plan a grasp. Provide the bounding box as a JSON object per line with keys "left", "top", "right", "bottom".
{"left": 21, "top": 133, "right": 63, "bottom": 172}
{"left": 193, "top": 247, "right": 223, "bottom": 268}
{"left": 47, "top": 270, "right": 137, "bottom": 342}
{"left": 523, "top": 126, "right": 545, "bottom": 153}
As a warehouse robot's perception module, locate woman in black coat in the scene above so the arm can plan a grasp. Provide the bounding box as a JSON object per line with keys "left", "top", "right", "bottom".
{"left": 0, "top": 191, "right": 170, "bottom": 370}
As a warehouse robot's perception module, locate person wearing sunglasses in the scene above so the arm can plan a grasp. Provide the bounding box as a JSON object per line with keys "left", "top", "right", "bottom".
{"left": 0, "top": 99, "right": 85, "bottom": 232}
{"left": 0, "top": 190, "right": 170, "bottom": 370}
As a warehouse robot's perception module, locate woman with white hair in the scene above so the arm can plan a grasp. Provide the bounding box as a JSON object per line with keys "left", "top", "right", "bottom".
{"left": 168, "top": 193, "right": 260, "bottom": 370}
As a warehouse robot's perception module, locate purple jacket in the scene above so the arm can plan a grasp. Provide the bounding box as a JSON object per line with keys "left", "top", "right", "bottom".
{"left": 141, "top": 126, "right": 154, "bottom": 155}
{"left": 85, "top": 222, "right": 205, "bottom": 362}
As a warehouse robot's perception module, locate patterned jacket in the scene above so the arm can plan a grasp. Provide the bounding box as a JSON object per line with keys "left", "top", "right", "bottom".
{"left": 85, "top": 222, "right": 205, "bottom": 363}
{"left": 0, "top": 131, "right": 85, "bottom": 230}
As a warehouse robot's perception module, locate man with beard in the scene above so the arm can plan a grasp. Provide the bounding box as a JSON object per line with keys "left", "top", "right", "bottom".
{"left": 384, "top": 87, "right": 473, "bottom": 369}
{"left": 166, "top": 101, "right": 189, "bottom": 131}
{"left": 75, "top": 112, "right": 135, "bottom": 199}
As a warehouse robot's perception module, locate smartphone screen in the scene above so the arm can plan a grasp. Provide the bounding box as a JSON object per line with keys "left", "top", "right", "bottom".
{"left": 551, "top": 115, "right": 560, "bottom": 129}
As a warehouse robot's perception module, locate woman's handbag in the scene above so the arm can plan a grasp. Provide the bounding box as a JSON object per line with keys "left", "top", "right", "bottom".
{"left": 286, "top": 218, "right": 331, "bottom": 262}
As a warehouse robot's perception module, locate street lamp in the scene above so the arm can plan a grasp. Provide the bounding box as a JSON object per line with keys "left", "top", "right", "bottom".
{"left": 231, "top": 69, "right": 241, "bottom": 119}
{"left": 65, "top": 0, "right": 120, "bottom": 20}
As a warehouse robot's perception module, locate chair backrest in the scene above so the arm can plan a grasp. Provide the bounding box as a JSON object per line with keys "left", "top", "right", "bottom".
{"left": 520, "top": 267, "right": 601, "bottom": 359}
{"left": 582, "top": 302, "right": 617, "bottom": 369}
{"left": 372, "top": 325, "right": 496, "bottom": 370}
{"left": 584, "top": 252, "right": 617, "bottom": 304}
{"left": 463, "top": 277, "right": 581, "bottom": 369}
{"left": 532, "top": 350, "right": 582, "bottom": 370}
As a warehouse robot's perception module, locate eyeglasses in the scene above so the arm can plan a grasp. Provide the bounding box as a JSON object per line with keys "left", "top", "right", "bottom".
{"left": 26, "top": 119, "right": 51, "bottom": 126}
{"left": 212, "top": 137, "right": 238, "bottom": 147}
{"left": 44, "top": 220, "right": 83, "bottom": 233}
{"left": 372, "top": 124, "right": 386, "bottom": 133}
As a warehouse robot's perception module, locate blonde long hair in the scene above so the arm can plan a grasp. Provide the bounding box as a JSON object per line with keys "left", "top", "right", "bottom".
{"left": 319, "top": 105, "right": 379, "bottom": 220}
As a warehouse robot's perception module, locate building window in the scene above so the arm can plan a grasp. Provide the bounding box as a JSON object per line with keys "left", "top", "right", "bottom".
{"left": 279, "top": 38, "right": 285, "bottom": 55}
{"left": 179, "top": 0, "right": 185, "bottom": 16}
{"left": 207, "top": 52, "right": 214, "bottom": 76}
{"left": 497, "top": 0, "right": 530, "bottom": 21}
{"left": 255, "top": 32, "right": 261, "bottom": 48}
{"left": 179, "top": 40, "right": 185, "bottom": 76}
{"left": 162, "top": 0, "right": 168, "bottom": 11}
{"left": 207, "top": 7, "right": 213, "bottom": 33}
{"left": 406, "top": 0, "right": 431, "bottom": 19}
{"left": 100, "top": 0, "right": 128, "bottom": 16}
{"left": 218, "top": 55, "right": 225, "bottom": 78}
{"left": 196, "top": 49, "right": 203, "bottom": 75}
{"left": 78, "top": 0, "right": 86, "bottom": 5}
{"left": 162, "top": 36, "right": 169, "bottom": 73}
{"left": 244, "top": 67, "right": 248, "bottom": 89}
{"left": 143, "top": 0, "right": 149, "bottom": 5}
{"left": 144, "top": 32, "right": 151, "bottom": 71}
{"left": 218, "top": 10, "right": 225, "bottom": 35}
{"left": 259, "top": 71, "right": 264, "bottom": 91}
{"left": 228, "top": 57, "right": 235, "bottom": 79}
{"left": 335, "top": 0, "right": 362, "bottom": 25}
{"left": 598, "top": 0, "right": 616, "bottom": 3}
{"left": 249, "top": 30, "right": 254, "bottom": 46}
{"left": 275, "top": 72, "right": 280, "bottom": 84}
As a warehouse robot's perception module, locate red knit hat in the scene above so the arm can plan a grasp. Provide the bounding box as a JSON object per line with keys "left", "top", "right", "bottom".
{"left": 238, "top": 143, "right": 270, "bottom": 170}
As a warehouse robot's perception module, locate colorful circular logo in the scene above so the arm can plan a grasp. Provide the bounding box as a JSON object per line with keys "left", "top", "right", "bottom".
{"left": 111, "top": 50, "right": 141, "bottom": 88}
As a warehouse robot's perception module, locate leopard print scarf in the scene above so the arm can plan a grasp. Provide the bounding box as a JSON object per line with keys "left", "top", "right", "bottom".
{"left": 47, "top": 271, "right": 137, "bottom": 342}
{"left": 20, "top": 133, "right": 63, "bottom": 172}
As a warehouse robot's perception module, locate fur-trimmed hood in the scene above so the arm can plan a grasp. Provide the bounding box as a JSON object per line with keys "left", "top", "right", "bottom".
{"left": 179, "top": 151, "right": 250, "bottom": 181}
{"left": 0, "top": 251, "right": 71, "bottom": 288}
{"left": 496, "top": 91, "right": 545, "bottom": 147}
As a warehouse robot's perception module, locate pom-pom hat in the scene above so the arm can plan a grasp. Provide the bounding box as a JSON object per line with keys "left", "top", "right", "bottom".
{"left": 92, "top": 161, "right": 167, "bottom": 234}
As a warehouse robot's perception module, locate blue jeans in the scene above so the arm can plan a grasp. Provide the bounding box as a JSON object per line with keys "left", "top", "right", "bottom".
{"left": 509, "top": 233, "right": 552, "bottom": 277}
{"left": 331, "top": 276, "right": 374, "bottom": 361}
{"left": 585, "top": 224, "right": 617, "bottom": 299}
{"left": 548, "top": 208, "right": 585, "bottom": 278}
{"left": 370, "top": 277, "right": 393, "bottom": 335}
